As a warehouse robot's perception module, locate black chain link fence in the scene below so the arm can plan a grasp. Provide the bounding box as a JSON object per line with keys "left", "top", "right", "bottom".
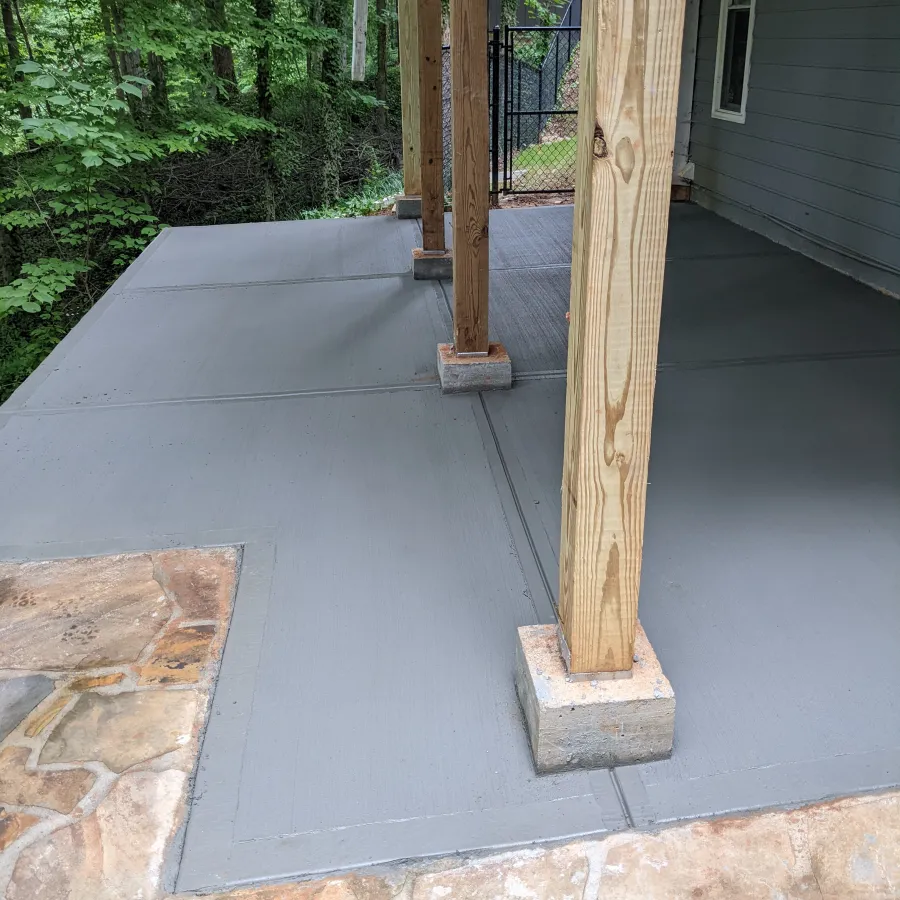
{"left": 440, "top": 17, "right": 580, "bottom": 198}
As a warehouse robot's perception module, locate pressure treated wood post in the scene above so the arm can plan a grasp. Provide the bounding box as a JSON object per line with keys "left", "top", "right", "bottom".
{"left": 449, "top": 0, "right": 490, "bottom": 354}
{"left": 559, "top": 0, "right": 687, "bottom": 674}
{"left": 418, "top": 0, "right": 446, "bottom": 252}
{"left": 398, "top": 0, "right": 422, "bottom": 200}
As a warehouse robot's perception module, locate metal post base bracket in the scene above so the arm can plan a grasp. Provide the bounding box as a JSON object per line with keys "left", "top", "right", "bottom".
{"left": 515, "top": 623, "right": 675, "bottom": 773}
{"left": 412, "top": 248, "right": 453, "bottom": 281}
{"left": 437, "top": 342, "right": 512, "bottom": 394}
{"left": 395, "top": 195, "right": 422, "bottom": 219}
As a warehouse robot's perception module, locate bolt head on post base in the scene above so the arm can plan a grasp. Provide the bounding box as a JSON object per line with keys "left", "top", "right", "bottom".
{"left": 515, "top": 623, "right": 675, "bottom": 773}
{"left": 437, "top": 342, "right": 512, "bottom": 394}
{"left": 412, "top": 248, "right": 453, "bottom": 281}
{"left": 394, "top": 195, "right": 422, "bottom": 219}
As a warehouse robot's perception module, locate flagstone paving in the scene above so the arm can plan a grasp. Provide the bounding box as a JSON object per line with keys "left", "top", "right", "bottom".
{"left": 0, "top": 547, "right": 238, "bottom": 899}
{"left": 0, "top": 547, "right": 897, "bottom": 899}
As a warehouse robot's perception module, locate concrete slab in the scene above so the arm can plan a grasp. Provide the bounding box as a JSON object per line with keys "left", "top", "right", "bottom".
{"left": 449, "top": 251, "right": 900, "bottom": 377}
{"left": 484, "top": 356, "right": 900, "bottom": 824}
{"left": 15, "top": 278, "right": 447, "bottom": 409}
{"left": 126, "top": 216, "right": 419, "bottom": 289}
{"left": 0, "top": 389, "right": 625, "bottom": 890}
{"left": 437, "top": 342, "right": 512, "bottom": 393}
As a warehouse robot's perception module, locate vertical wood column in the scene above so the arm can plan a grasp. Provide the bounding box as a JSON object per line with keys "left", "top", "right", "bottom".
{"left": 449, "top": 0, "right": 489, "bottom": 354}
{"left": 398, "top": 0, "right": 422, "bottom": 197}
{"left": 559, "top": 0, "right": 687, "bottom": 674}
{"left": 418, "top": 0, "right": 446, "bottom": 251}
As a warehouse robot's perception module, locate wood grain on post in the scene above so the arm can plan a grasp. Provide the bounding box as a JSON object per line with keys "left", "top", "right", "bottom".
{"left": 450, "top": 0, "right": 490, "bottom": 353}
{"left": 559, "top": 0, "right": 686, "bottom": 673}
{"left": 398, "top": 0, "right": 422, "bottom": 196}
{"left": 418, "top": 0, "right": 446, "bottom": 251}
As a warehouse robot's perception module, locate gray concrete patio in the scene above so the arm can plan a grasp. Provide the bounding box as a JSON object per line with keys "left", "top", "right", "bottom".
{"left": 1, "top": 203, "right": 898, "bottom": 892}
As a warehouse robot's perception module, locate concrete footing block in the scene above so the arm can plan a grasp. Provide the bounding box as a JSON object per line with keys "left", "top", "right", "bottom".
{"left": 515, "top": 623, "right": 675, "bottom": 773}
{"left": 437, "top": 343, "right": 512, "bottom": 394}
{"left": 394, "top": 195, "right": 422, "bottom": 219}
{"left": 412, "top": 248, "right": 453, "bottom": 281}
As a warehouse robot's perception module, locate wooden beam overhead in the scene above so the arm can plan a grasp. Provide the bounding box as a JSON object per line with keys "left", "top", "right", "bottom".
{"left": 398, "top": 0, "right": 422, "bottom": 196}
{"left": 449, "top": 0, "right": 490, "bottom": 354}
{"left": 559, "top": 0, "right": 687, "bottom": 674}
{"left": 418, "top": 0, "right": 446, "bottom": 251}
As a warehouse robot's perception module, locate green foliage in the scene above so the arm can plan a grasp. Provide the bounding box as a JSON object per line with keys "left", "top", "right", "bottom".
{"left": 301, "top": 163, "right": 402, "bottom": 219}
{"left": 0, "top": 0, "right": 402, "bottom": 400}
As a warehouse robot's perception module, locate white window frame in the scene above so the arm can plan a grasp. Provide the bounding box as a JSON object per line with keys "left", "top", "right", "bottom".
{"left": 711, "top": 0, "right": 756, "bottom": 124}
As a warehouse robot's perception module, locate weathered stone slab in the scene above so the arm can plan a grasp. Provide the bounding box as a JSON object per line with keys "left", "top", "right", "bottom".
{"left": 68, "top": 672, "right": 125, "bottom": 692}
{"left": 437, "top": 342, "right": 512, "bottom": 393}
{"left": 0, "top": 554, "right": 168, "bottom": 670}
{"left": 24, "top": 693, "right": 71, "bottom": 737}
{"left": 138, "top": 624, "right": 216, "bottom": 685}
{"left": 0, "top": 746, "right": 94, "bottom": 814}
{"left": 7, "top": 769, "right": 186, "bottom": 900}
{"left": 151, "top": 547, "right": 237, "bottom": 621}
{"left": 40, "top": 690, "right": 198, "bottom": 773}
{"left": 515, "top": 623, "right": 675, "bottom": 772}
{"left": 0, "top": 675, "right": 54, "bottom": 742}
{"left": 0, "top": 809, "right": 40, "bottom": 851}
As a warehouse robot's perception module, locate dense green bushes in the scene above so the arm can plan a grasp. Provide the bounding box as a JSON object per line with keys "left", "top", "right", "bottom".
{"left": 0, "top": 0, "right": 402, "bottom": 402}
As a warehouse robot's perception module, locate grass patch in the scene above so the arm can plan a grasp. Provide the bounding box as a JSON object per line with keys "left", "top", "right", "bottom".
{"left": 510, "top": 138, "right": 577, "bottom": 192}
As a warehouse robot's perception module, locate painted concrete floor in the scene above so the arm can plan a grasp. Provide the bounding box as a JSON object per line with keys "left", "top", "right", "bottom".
{"left": 1, "top": 205, "right": 899, "bottom": 891}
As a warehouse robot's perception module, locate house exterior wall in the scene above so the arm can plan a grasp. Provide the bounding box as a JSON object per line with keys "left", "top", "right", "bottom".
{"left": 689, "top": 0, "right": 900, "bottom": 296}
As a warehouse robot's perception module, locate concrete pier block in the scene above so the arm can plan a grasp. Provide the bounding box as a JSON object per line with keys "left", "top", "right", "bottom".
{"left": 437, "top": 343, "right": 512, "bottom": 394}
{"left": 412, "top": 249, "right": 453, "bottom": 281}
{"left": 515, "top": 623, "right": 675, "bottom": 773}
{"left": 394, "top": 195, "right": 422, "bottom": 219}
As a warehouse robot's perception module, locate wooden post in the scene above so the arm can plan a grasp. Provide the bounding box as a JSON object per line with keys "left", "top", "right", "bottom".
{"left": 449, "top": 0, "right": 489, "bottom": 353}
{"left": 351, "top": 0, "right": 369, "bottom": 81}
{"left": 398, "top": 0, "right": 422, "bottom": 197}
{"left": 558, "top": 0, "right": 687, "bottom": 674}
{"left": 418, "top": 0, "right": 446, "bottom": 251}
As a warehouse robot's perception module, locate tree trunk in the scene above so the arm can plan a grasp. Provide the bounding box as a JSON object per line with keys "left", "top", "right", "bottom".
{"left": 206, "top": 0, "right": 237, "bottom": 98}
{"left": 307, "top": 0, "right": 322, "bottom": 78}
{"left": 98, "top": 0, "right": 124, "bottom": 93}
{"left": 147, "top": 52, "right": 169, "bottom": 118}
{"left": 253, "top": 0, "right": 274, "bottom": 120}
{"left": 321, "top": 0, "right": 345, "bottom": 87}
{"left": 375, "top": 0, "right": 387, "bottom": 131}
{"left": 2, "top": 0, "right": 30, "bottom": 117}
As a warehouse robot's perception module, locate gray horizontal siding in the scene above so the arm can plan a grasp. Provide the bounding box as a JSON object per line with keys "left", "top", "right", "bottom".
{"left": 690, "top": 0, "right": 900, "bottom": 294}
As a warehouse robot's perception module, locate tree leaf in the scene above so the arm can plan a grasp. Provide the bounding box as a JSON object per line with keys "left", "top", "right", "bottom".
{"left": 33, "top": 74, "right": 57, "bottom": 89}
{"left": 16, "top": 60, "right": 41, "bottom": 73}
{"left": 48, "top": 94, "right": 72, "bottom": 106}
{"left": 118, "top": 82, "right": 144, "bottom": 98}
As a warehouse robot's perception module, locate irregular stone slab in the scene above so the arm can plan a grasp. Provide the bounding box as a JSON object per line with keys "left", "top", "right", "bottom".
{"left": 8, "top": 768, "right": 186, "bottom": 900}
{"left": 206, "top": 876, "right": 394, "bottom": 900}
{"left": 0, "top": 747, "right": 94, "bottom": 814}
{"left": 151, "top": 547, "right": 238, "bottom": 621}
{"left": 412, "top": 845, "right": 589, "bottom": 900}
{"left": 40, "top": 690, "right": 198, "bottom": 773}
{"left": 24, "top": 693, "right": 71, "bottom": 737}
{"left": 68, "top": 672, "right": 125, "bottom": 692}
{"left": 0, "top": 675, "right": 54, "bottom": 742}
{"left": 138, "top": 624, "right": 216, "bottom": 686}
{"left": 807, "top": 793, "right": 900, "bottom": 896}
{"left": 0, "top": 554, "right": 169, "bottom": 669}
{"left": 0, "top": 809, "right": 40, "bottom": 851}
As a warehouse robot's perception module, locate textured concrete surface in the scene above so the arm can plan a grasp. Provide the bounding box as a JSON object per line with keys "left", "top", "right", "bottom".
{"left": 2, "top": 207, "right": 899, "bottom": 890}
{"left": 194, "top": 791, "right": 900, "bottom": 900}
{"left": 437, "top": 342, "right": 512, "bottom": 392}
{"left": 516, "top": 624, "right": 675, "bottom": 772}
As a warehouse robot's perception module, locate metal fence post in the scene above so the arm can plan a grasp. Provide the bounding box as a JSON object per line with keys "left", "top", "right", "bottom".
{"left": 491, "top": 26, "right": 501, "bottom": 204}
